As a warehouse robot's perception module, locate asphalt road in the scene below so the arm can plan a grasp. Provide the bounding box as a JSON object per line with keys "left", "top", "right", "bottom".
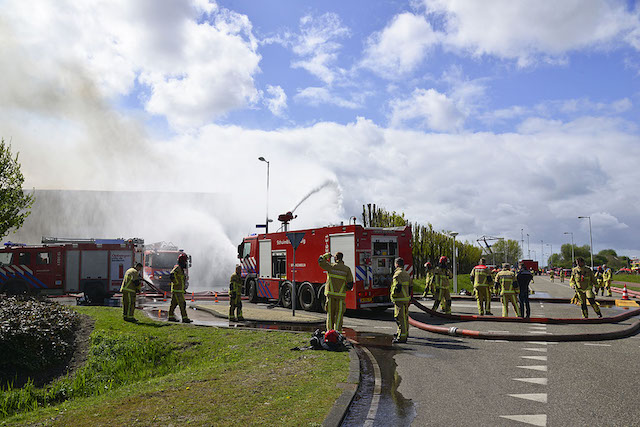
{"left": 340, "top": 275, "right": 640, "bottom": 426}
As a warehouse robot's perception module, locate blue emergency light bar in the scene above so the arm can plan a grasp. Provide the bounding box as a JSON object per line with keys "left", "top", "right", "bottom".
{"left": 4, "top": 242, "right": 26, "bottom": 247}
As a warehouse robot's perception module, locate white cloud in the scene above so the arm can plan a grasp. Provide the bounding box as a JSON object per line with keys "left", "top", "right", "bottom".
{"left": 2, "top": 0, "right": 261, "bottom": 130}
{"left": 295, "top": 87, "right": 360, "bottom": 109}
{"left": 389, "top": 88, "right": 465, "bottom": 131}
{"left": 361, "top": 12, "right": 439, "bottom": 77}
{"left": 422, "top": 0, "right": 640, "bottom": 66}
{"left": 264, "top": 85, "right": 288, "bottom": 117}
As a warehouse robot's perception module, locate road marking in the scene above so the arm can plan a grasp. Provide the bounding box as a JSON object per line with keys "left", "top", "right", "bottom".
{"left": 526, "top": 341, "right": 556, "bottom": 345}
{"left": 521, "top": 355, "right": 548, "bottom": 361}
{"left": 488, "top": 330, "right": 510, "bottom": 333}
{"left": 373, "top": 326, "right": 394, "bottom": 329}
{"left": 522, "top": 347, "right": 547, "bottom": 352}
{"left": 488, "top": 339, "right": 509, "bottom": 343}
{"left": 508, "top": 393, "right": 548, "bottom": 403}
{"left": 499, "top": 414, "right": 547, "bottom": 426}
{"left": 583, "top": 343, "right": 611, "bottom": 347}
{"left": 360, "top": 346, "right": 381, "bottom": 426}
{"left": 529, "top": 331, "right": 550, "bottom": 334}
{"left": 517, "top": 365, "right": 547, "bottom": 372}
{"left": 513, "top": 377, "right": 548, "bottom": 385}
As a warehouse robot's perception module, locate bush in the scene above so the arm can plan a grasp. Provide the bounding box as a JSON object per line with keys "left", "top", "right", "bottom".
{"left": 0, "top": 297, "right": 79, "bottom": 377}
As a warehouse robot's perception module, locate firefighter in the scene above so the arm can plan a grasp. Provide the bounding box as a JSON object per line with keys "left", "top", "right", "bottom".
{"left": 391, "top": 257, "right": 412, "bottom": 343}
{"left": 594, "top": 266, "right": 604, "bottom": 296}
{"left": 517, "top": 262, "right": 534, "bottom": 318}
{"left": 570, "top": 257, "right": 603, "bottom": 318}
{"left": 120, "top": 262, "right": 143, "bottom": 322}
{"left": 495, "top": 263, "right": 520, "bottom": 317}
{"left": 422, "top": 261, "right": 434, "bottom": 299}
{"left": 430, "top": 256, "right": 453, "bottom": 314}
{"left": 470, "top": 258, "right": 493, "bottom": 316}
{"left": 602, "top": 264, "right": 613, "bottom": 296}
{"left": 168, "top": 253, "right": 193, "bottom": 323}
{"left": 229, "top": 264, "right": 244, "bottom": 321}
{"left": 559, "top": 269, "right": 565, "bottom": 283}
{"left": 319, "top": 252, "right": 354, "bottom": 333}
{"left": 549, "top": 269, "right": 555, "bottom": 282}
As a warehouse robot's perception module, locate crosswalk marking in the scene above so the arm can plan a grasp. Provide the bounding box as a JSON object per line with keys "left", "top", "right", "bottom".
{"left": 583, "top": 343, "right": 611, "bottom": 347}
{"left": 499, "top": 414, "right": 547, "bottom": 426}
{"left": 521, "top": 355, "right": 548, "bottom": 361}
{"left": 522, "top": 347, "right": 547, "bottom": 352}
{"left": 508, "top": 393, "right": 548, "bottom": 403}
{"left": 517, "top": 365, "right": 548, "bottom": 372}
{"left": 513, "top": 377, "right": 548, "bottom": 385}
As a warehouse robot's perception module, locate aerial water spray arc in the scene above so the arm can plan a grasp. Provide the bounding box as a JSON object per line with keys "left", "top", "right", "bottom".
{"left": 291, "top": 179, "right": 341, "bottom": 213}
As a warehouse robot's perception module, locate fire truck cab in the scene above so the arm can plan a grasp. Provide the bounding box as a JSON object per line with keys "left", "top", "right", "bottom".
{"left": 238, "top": 224, "right": 413, "bottom": 312}
{"left": 143, "top": 242, "right": 191, "bottom": 292}
{"left": 0, "top": 237, "right": 144, "bottom": 303}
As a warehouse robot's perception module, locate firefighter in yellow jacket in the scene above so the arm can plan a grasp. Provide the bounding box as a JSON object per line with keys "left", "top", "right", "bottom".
{"left": 229, "top": 264, "right": 244, "bottom": 321}
{"left": 594, "top": 266, "right": 604, "bottom": 296}
{"left": 570, "top": 257, "right": 602, "bottom": 318}
{"left": 391, "top": 257, "right": 412, "bottom": 343}
{"left": 319, "top": 252, "right": 354, "bottom": 332}
{"left": 495, "top": 263, "right": 520, "bottom": 317}
{"left": 422, "top": 261, "right": 434, "bottom": 298}
{"left": 168, "top": 253, "right": 193, "bottom": 323}
{"left": 602, "top": 264, "right": 613, "bottom": 296}
{"left": 470, "top": 258, "right": 493, "bottom": 316}
{"left": 430, "top": 256, "right": 453, "bottom": 314}
{"left": 120, "top": 262, "right": 143, "bottom": 322}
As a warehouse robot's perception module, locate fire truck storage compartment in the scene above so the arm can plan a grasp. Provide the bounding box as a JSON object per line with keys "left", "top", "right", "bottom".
{"left": 371, "top": 236, "right": 397, "bottom": 288}
{"left": 259, "top": 240, "right": 271, "bottom": 278}
{"left": 65, "top": 250, "right": 80, "bottom": 292}
{"left": 329, "top": 233, "right": 356, "bottom": 276}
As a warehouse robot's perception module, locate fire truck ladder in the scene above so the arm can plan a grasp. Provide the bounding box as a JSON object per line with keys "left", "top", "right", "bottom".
{"left": 476, "top": 235, "right": 505, "bottom": 265}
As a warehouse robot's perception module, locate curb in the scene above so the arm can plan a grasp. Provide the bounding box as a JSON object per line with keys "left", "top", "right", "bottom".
{"left": 192, "top": 304, "right": 324, "bottom": 325}
{"left": 322, "top": 346, "right": 360, "bottom": 427}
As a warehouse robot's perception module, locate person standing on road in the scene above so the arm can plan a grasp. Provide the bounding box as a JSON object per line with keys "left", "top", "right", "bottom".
{"left": 559, "top": 269, "right": 565, "bottom": 283}
{"left": 422, "top": 261, "right": 434, "bottom": 299}
{"left": 495, "top": 263, "right": 520, "bottom": 317}
{"left": 168, "top": 253, "right": 193, "bottom": 323}
{"left": 229, "top": 264, "right": 244, "bottom": 322}
{"left": 120, "top": 262, "right": 143, "bottom": 322}
{"left": 390, "top": 257, "right": 412, "bottom": 343}
{"left": 319, "top": 252, "right": 354, "bottom": 333}
{"left": 516, "top": 262, "right": 534, "bottom": 318}
{"left": 549, "top": 269, "right": 555, "bottom": 282}
{"left": 594, "top": 266, "right": 604, "bottom": 296}
{"left": 570, "top": 257, "right": 603, "bottom": 318}
{"left": 430, "top": 256, "right": 453, "bottom": 314}
{"left": 470, "top": 258, "right": 493, "bottom": 316}
{"left": 602, "top": 264, "right": 613, "bottom": 296}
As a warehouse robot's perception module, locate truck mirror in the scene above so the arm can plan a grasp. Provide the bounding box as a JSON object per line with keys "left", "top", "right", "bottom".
{"left": 188, "top": 255, "right": 192, "bottom": 267}
{"left": 237, "top": 243, "right": 243, "bottom": 259}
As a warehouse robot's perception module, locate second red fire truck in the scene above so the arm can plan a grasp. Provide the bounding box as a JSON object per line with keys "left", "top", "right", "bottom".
{"left": 238, "top": 220, "right": 413, "bottom": 312}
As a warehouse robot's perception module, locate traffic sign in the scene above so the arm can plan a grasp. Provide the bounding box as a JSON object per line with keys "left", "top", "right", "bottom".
{"left": 286, "top": 232, "right": 306, "bottom": 250}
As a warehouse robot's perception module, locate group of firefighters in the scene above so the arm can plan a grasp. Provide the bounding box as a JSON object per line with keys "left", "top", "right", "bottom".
{"left": 548, "top": 264, "right": 613, "bottom": 297}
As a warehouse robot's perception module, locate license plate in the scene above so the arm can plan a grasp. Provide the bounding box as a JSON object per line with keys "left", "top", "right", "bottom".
{"left": 360, "top": 297, "right": 372, "bottom": 303}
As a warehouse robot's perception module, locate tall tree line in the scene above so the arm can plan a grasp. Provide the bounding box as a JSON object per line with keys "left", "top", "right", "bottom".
{"left": 362, "top": 204, "right": 483, "bottom": 277}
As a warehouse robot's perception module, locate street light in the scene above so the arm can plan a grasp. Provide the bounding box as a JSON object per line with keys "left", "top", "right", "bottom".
{"left": 258, "top": 157, "right": 270, "bottom": 233}
{"left": 520, "top": 229, "right": 524, "bottom": 261}
{"left": 540, "top": 240, "right": 544, "bottom": 269}
{"left": 578, "top": 216, "right": 593, "bottom": 269}
{"left": 450, "top": 232, "right": 459, "bottom": 294}
{"left": 546, "top": 243, "right": 552, "bottom": 267}
{"left": 563, "top": 231, "right": 574, "bottom": 266}
{"left": 526, "top": 233, "right": 530, "bottom": 258}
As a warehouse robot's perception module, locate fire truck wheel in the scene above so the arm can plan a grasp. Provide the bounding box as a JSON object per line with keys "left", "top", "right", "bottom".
{"left": 317, "top": 285, "right": 327, "bottom": 313}
{"left": 84, "top": 282, "right": 106, "bottom": 305}
{"left": 298, "top": 282, "right": 317, "bottom": 311}
{"left": 2, "top": 279, "right": 28, "bottom": 295}
{"left": 247, "top": 279, "right": 259, "bottom": 303}
{"left": 280, "top": 282, "right": 293, "bottom": 309}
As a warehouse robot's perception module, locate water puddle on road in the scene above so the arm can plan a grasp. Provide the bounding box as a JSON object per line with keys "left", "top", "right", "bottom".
{"left": 341, "top": 330, "right": 416, "bottom": 427}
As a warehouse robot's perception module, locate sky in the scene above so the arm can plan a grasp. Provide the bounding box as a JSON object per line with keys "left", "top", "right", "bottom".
{"left": 1, "top": 0, "right": 640, "bottom": 275}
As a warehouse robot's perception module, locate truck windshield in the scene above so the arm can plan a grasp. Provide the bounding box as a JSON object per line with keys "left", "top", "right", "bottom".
{"left": 0, "top": 253, "right": 13, "bottom": 266}
{"left": 151, "top": 252, "right": 179, "bottom": 269}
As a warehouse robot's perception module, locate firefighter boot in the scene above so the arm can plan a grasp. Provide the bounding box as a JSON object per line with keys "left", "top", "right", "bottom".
{"left": 444, "top": 299, "right": 452, "bottom": 315}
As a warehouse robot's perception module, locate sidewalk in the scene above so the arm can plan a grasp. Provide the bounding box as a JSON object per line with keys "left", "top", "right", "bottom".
{"left": 193, "top": 301, "right": 325, "bottom": 324}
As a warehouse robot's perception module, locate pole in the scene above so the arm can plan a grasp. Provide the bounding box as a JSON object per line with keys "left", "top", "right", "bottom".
{"left": 292, "top": 246, "right": 296, "bottom": 317}
{"left": 578, "top": 216, "right": 594, "bottom": 269}
{"left": 450, "top": 232, "right": 458, "bottom": 294}
{"left": 571, "top": 234, "right": 574, "bottom": 266}
{"left": 527, "top": 234, "right": 530, "bottom": 259}
{"left": 258, "top": 157, "right": 270, "bottom": 233}
{"left": 520, "top": 228, "right": 524, "bottom": 261}
{"left": 540, "top": 240, "right": 544, "bottom": 269}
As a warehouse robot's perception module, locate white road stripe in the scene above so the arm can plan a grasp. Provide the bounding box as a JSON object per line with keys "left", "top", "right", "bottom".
{"left": 487, "top": 340, "right": 509, "bottom": 343}
{"left": 508, "top": 393, "right": 548, "bottom": 403}
{"left": 517, "top": 365, "right": 548, "bottom": 372}
{"left": 373, "top": 326, "right": 394, "bottom": 330}
{"left": 584, "top": 343, "right": 611, "bottom": 347}
{"left": 513, "top": 377, "right": 548, "bottom": 385}
{"left": 499, "top": 414, "right": 547, "bottom": 426}
{"left": 522, "top": 347, "right": 547, "bottom": 352}
{"left": 526, "top": 342, "right": 556, "bottom": 345}
{"left": 521, "top": 355, "right": 548, "bottom": 361}
{"left": 488, "top": 330, "right": 510, "bottom": 333}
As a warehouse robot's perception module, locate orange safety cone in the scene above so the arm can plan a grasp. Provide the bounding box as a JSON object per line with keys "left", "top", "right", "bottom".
{"left": 163, "top": 291, "right": 167, "bottom": 302}
{"left": 622, "top": 284, "right": 630, "bottom": 300}
{"left": 215, "top": 292, "right": 219, "bottom": 303}
{"left": 191, "top": 292, "right": 195, "bottom": 302}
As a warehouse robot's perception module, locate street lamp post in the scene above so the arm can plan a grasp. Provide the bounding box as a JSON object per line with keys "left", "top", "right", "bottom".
{"left": 258, "top": 157, "right": 270, "bottom": 233}
{"left": 546, "top": 243, "right": 552, "bottom": 267}
{"left": 520, "top": 229, "right": 524, "bottom": 261}
{"left": 563, "top": 231, "right": 574, "bottom": 266}
{"left": 526, "top": 234, "right": 530, "bottom": 259}
{"left": 540, "top": 240, "right": 544, "bottom": 269}
{"left": 578, "top": 216, "right": 593, "bottom": 269}
{"left": 450, "top": 232, "right": 458, "bottom": 294}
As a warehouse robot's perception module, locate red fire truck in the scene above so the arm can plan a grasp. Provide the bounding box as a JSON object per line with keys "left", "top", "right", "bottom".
{"left": 520, "top": 259, "right": 539, "bottom": 274}
{"left": 0, "top": 237, "right": 144, "bottom": 302}
{"left": 143, "top": 241, "right": 190, "bottom": 292}
{"left": 237, "top": 222, "right": 413, "bottom": 312}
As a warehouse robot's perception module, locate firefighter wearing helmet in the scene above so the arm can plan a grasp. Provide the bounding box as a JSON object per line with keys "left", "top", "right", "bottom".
{"left": 494, "top": 263, "right": 520, "bottom": 317}
{"left": 318, "top": 252, "right": 354, "bottom": 333}
{"left": 422, "top": 261, "right": 434, "bottom": 299}
{"left": 594, "top": 266, "right": 604, "bottom": 296}
{"left": 229, "top": 264, "right": 244, "bottom": 321}
{"left": 570, "top": 257, "right": 603, "bottom": 318}
{"left": 120, "top": 262, "right": 143, "bottom": 322}
{"left": 602, "top": 264, "right": 612, "bottom": 296}
{"left": 470, "top": 258, "right": 493, "bottom": 316}
{"left": 430, "top": 256, "right": 453, "bottom": 314}
{"left": 168, "top": 253, "right": 193, "bottom": 323}
{"left": 390, "top": 257, "right": 412, "bottom": 343}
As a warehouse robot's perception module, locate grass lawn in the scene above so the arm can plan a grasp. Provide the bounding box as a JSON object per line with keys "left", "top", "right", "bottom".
{"left": 412, "top": 275, "right": 473, "bottom": 295}
{"left": 1, "top": 307, "right": 348, "bottom": 426}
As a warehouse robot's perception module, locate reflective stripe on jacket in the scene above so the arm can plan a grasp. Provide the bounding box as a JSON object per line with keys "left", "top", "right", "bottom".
{"left": 495, "top": 270, "right": 517, "bottom": 295}
{"left": 318, "top": 253, "right": 354, "bottom": 299}
{"left": 429, "top": 266, "right": 452, "bottom": 289}
{"left": 471, "top": 265, "right": 491, "bottom": 287}
{"left": 120, "top": 267, "right": 139, "bottom": 293}
{"left": 570, "top": 266, "right": 595, "bottom": 291}
{"left": 170, "top": 265, "right": 186, "bottom": 293}
{"left": 390, "top": 267, "right": 411, "bottom": 303}
{"left": 229, "top": 273, "right": 243, "bottom": 294}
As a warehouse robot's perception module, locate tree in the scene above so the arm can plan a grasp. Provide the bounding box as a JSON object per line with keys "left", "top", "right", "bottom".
{"left": 490, "top": 239, "right": 522, "bottom": 267}
{"left": 0, "top": 139, "right": 34, "bottom": 239}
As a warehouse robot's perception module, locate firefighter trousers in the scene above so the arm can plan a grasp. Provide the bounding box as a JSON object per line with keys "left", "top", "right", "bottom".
{"left": 501, "top": 293, "right": 520, "bottom": 317}
{"left": 169, "top": 292, "right": 189, "bottom": 320}
{"left": 394, "top": 302, "right": 410, "bottom": 341}
{"left": 576, "top": 289, "right": 602, "bottom": 318}
{"left": 122, "top": 291, "right": 136, "bottom": 320}
{"left": 326, "top": 296, "right": 346, "bottom": 332}
{"left": 474, "top": 285, "right": 490, "bottom": 315}
{"left": 229, "top": 293, "right": 243, "bottom": 320}
{"left": 604, "top": 282, "right": 612, "bottom": 296}
{"left": 432, "top": 287, "right": 451, "bottom": 314}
